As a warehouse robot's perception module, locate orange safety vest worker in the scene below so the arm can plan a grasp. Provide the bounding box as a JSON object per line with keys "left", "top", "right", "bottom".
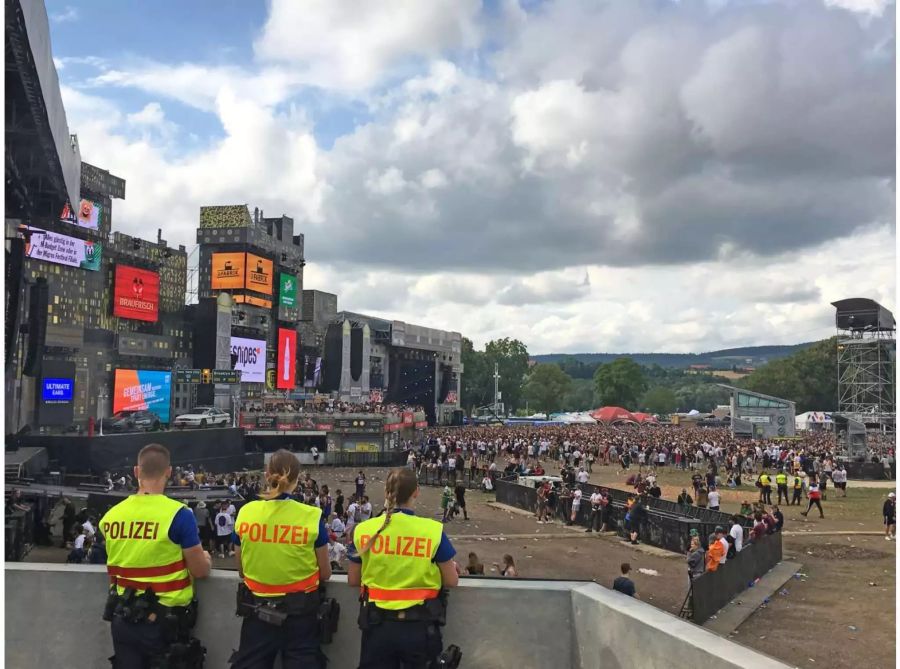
{"left": 101, "top": 495, "right": 195, "bottom": 608}
{"left": 234, "top": 496, "right": 326, "bottom": 597}
{"left": 353, "top": 511, "right": 445, "bottom": 611}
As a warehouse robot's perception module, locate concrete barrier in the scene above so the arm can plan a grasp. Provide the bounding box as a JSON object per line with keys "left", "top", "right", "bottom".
{"left": 5, "top": 564, "right": 790, "bottom": 668}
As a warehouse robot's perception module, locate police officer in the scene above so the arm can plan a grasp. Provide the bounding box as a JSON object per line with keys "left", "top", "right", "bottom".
{"left": 100, "top": 443, "right": 211, "bottom": 668}
{"left": 791, "top": 473, "right": 804, "bottom": 506}
{"left": 348, "top": 467, "right": 459, "bottom": 668}
{"left": 775, "top": 469, "right": 789, "bottom": 505}
{"left": 230, "top": 449, "right": 332, "bottom": 668}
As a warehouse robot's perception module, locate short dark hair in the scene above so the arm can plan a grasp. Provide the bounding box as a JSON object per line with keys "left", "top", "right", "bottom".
{"left": 620, "top": 562, "right": 631, "bottom": 574}
{"left": 137, "top": 444, "right": 170, "bottom": 479}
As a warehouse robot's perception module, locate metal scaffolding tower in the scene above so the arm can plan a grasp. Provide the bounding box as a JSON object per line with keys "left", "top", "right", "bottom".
{"left": 832, "top": 299, "right": 896, "bottom": 437}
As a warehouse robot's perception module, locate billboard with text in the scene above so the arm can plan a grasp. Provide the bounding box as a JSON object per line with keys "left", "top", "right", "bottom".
{"left": 211, "top": 252, "right": 245, "bottom": 289}
{"left": 24, "top": 226, "right": 101, "bottom": 270}
{"left": 245, "top": 253, "right": 273, "bottom": 295}
{"left": 230, "top": 336, "right": 266, "bottom": 384}
{"left": 113, "top": 265, "right": 159, "bottom": 322}
{"left": 113, "top": 369, "right": 172, "bottom": 422}
{"left": 279, "top": 273, "right": 297, "bottom": 307}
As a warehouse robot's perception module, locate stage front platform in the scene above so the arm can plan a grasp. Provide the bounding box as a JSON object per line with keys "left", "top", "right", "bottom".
{"left": 16, "top": 428, "right": 249, "bottom": 475}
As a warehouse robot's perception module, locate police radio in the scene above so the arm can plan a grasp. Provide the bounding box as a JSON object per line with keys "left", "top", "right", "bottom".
{"left": 436, "top": 644, "right": 462, "bottom": 668}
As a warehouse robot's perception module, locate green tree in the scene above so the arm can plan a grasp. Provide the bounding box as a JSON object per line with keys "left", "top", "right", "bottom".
{"left": 593, "top": 357, "right": 647, "bottom": 410}
{"left": 741, "top": 338, "right": 838, "bottom": 412}
{"left": 484, "top": 338, "right": 530, "bottom": 413}
{"left": 461, "top": 338, "right": 492, "bottom": 414}
{"left": 564, "top": 378, "right": 596, "bottom": 411}
{"left": 640, "top": 386, "right": 678, "bottom": 415}
{"left": 523, "top": 364, "right": 573, "bottom": 415}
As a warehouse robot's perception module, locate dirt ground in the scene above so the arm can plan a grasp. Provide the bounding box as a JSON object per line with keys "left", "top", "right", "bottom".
{"left": 27, "top": 464, "right": 897, "bottom": 667}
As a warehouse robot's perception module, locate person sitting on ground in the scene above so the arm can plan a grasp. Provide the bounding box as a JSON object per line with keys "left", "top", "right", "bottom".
{"left": 494, "top": 554, "right": 518, "bottom": 577}
{"left": 466, "top": 552, "right": 485, "bottom": 575}
{"left": 612, "top": 563, "right": 637, "bottom": 598}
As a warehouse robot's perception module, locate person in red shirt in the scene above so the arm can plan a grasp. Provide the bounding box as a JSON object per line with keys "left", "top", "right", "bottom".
{"left": 801, "top": 476, "right": 825, "bottom": 518}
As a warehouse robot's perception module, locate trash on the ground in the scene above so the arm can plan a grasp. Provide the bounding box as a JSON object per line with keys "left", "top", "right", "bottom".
{"left": 779, "top": 589, "right": 789, "bottom": 596}
{"left": 868, "top": 582, "right": 877, "bottom": 586}
{"left": 638, "top": 568, "right": 658, "bottom": 576}
{"left": 848, "top": 626, "right": 857, "bottom": 631}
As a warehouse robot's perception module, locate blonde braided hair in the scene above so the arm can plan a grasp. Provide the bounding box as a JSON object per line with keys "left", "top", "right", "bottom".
{"left": 358, "top": 468, "right": 417, "bottom": 555}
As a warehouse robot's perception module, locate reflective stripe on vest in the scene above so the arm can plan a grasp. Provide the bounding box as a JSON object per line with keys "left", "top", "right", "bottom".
{"left": 354, "top": 512, "right": 444, "bottom": 611}
{"left": 100, "top": 495, "right": 193, "bottom": 607}
{"left": 235, "top": 499, "right": 322, "bottom": 598}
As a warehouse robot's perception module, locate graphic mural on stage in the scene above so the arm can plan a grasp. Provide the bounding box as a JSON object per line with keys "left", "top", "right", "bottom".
{"left": 113, "top": 369, "right": 172, "bottom": 422}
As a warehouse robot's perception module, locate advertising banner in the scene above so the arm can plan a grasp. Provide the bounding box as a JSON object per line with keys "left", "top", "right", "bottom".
{"left": 112, "top": 369, "right": 172, "bottom": 422}
{"left": 277, "top": 328, "right": 297, "bottom": 390}
{"left": 42, "top": 377, "right": 73, "bottom": 403}
{"left": 211, "top": 252, "right": 245, "bottom": 289}
{"left": 233, "top": 294, "right": 272, "bottom": 309}
{"left": 230, "top": 336, "right": 266, "bottom": 384}
{"left": 279, "top": 273, "right": 297, "bottom": 307}
{"left": 245, "top": 253, "right": 273, "bottom": 295}
{"left": 24, "top": 226, "right": 101, "bottom": 270}
{"left": 113, "top": 264, "right": 160, "bottom": 322}
{"left": 60, "top": 199, "right": 102, "bottom": 230}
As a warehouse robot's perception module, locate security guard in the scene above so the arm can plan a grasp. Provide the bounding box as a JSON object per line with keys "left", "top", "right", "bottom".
{"left": 757, "top": 470, "right": 772, "bottom": 504}
{"left": 348, "top": 467, "right": 459, "bottom": 669}
{"left": 791, "top": 473, "right": 804, "bottom": 506}
{"left": 775, "top": 470, "right": 789, "bottom": 505}
{"left": 100, "top": 443, "right": 211, "bottom": 668}
{"left": 230, "top": 449, "right": 332, "bottom": 668}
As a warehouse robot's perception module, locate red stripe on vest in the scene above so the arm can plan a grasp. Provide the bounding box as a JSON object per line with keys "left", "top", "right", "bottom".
{"left": 107, "top": 559, "right": 186, "bottom": 578}
{"left": 366, "top": 586, "right": 440, "bottom": 601}
{"left": 109, "top": 575, "right": 192, "bottom": 593}
{"left": 244, "top": 572, "right": 320, "bottom": 594}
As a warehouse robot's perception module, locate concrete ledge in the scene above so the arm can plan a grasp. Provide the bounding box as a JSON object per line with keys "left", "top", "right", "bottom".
{"left": 703, "top": 561, "right": 802, "bottom": 636}
{"left": 5, "top": 564, "right": 791, "bottom": 669}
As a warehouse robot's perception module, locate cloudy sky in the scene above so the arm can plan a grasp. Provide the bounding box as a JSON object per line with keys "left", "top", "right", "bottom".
{"left": 47, "top": 0, "right": 896, "bottom": 354}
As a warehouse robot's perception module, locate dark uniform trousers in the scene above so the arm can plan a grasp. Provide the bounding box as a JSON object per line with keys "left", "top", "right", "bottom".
{"left": 111, "top": 616, "right": 167, "bottom": 669}
{"left": 231, "top": 612, "right": 324, "bottom": 669}
{"left": 359, "top": 619, "right": 442, "bottom": 669}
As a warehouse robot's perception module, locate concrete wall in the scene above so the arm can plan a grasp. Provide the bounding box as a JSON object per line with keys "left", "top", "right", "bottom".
{"left": 6, "top": 565, "right": 789, "bottom": 669}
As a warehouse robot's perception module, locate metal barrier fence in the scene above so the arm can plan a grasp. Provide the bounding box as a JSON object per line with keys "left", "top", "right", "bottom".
{"left": 689, "top": 531, "right": 783, "bottom": 624}
{"left": 416, "top": 465, "right": 506, "bottom": 490}
{"left": 326, "top": 451, "right": 408, "bottom": 468}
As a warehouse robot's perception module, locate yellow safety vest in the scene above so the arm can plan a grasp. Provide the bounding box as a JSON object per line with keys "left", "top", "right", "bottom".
{"left": 235, "top": 499, "right": 322, "bottom": 598}
{"left": 775, "top": 473, "right": 787, "bottom": 485}
{"left": 793, "top": 477, "right": 803, "bottom": 489}
{"left": 100, "top": 494, "right": 194, "bottom": 607}
{"left": 759, "top": 474, "right": 771, "bottom": 486}
{"left": 354, "top": 512, "right": 444, "bottom": 611}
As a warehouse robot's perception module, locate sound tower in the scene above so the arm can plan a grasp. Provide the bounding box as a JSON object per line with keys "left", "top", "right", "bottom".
{"left": 5, "top": 239, "right": 24, "bottom": 368}
{"left": 350, "top": 326, "right": 363, "bottom": 381}
{"left": 23, "top": 278, "right": 48, "bottom": 377}
{"left": 438, "top": 364, "right": 452, "bottom": 403}
{"left": 321, "top": 323, "right": 343, "bottom": 391}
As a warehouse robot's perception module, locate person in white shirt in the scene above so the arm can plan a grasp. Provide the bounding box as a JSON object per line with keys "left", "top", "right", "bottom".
{"left": 360, "top": 497, "right": 373, "bottom": 521}
{"left": 214, "top": 503, "right": 234, "bottom": 558}
{"left": 716, "top": 526, "right": 729, "bottom": 565}
{"left": 729, "top": 516, "right": 744, "bottom": 553}
{"left": 708, "top": 487, "right": 721, "bottom": 511}
{"left": 481, "top": 475, "right": 494, "bottom": 491}
{"left": 330, "top": 514, "right": 346, "bottom": 538}
{"left": 576, "top": 468, "right": 589, "bottom": 484}
{"left": 328, "top": 539, "right": 347, "bottom": 570}
{"left": 227, "top": 502, "right": 237, "bottom": 518}
{"left": 568, "top": 489, "right": 583, "bottom": 525}
{"left": 81, "top": 518, "right": 96, "bottom": 538}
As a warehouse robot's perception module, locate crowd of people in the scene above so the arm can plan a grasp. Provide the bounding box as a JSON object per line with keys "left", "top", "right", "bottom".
{"left": 240, "top": 399, "right": 423, "bottom": 416}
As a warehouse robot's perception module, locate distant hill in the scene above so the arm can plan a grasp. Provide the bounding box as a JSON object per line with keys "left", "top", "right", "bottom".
{"left": 531, "top": 342, "right": 816, "bottom": 370}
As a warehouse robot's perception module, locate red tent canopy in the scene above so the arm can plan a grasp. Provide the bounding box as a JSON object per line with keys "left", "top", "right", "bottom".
{"left": 589, "top": 406, "right": 637, "bottom": 423}
{"left": 630, "top": 412, "right": 658, "bottom": 424}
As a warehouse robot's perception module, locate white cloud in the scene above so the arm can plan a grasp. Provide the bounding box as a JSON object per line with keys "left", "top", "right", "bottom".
{"left": 254, "top": 0, "right": 482, "bottom": 91}
{"left": 54, "top": 0, "right": 896, "bottom": 355}
{"left": 50, "top": 6, "right": 78, "bottom": 23}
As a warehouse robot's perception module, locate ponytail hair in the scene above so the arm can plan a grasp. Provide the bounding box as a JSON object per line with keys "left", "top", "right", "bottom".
{"left": 357, "top": 468, "right": 418, "bottom": 555}
{"left": 260, "top": 449, "right": 301, "bottom": 500}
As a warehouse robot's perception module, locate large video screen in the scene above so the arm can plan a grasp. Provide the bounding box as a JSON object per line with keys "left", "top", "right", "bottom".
{"left": 211, "top": 252, "right": 246, "bottom": 289}
{"left": 24, "top": 226, "right": 102, "bottom": 270}
{"left": 113, "top": 369, "right": 172, "bottom": 423}
{"left": 113, "top": 264, "right": 160, "bottom": 322}
{"left": 42, "top": 378, "right": 73, "bottom": 403}
{"left": 60, "top": 199, "right": 102, "bottom": 230}
{"left": 277, "top": 328, "right": 297, "bottom": 389}
{"left": 38, "top": 360, "right": 76, "bottom": 426}
{"left": 230, "top": 336, "right": 266, "bottom": 383}
{"left": 245, "top": 253, "right": 273, "bottom": 295}
{"left": 279, "top": 273, "right": 297, "bottom": 307}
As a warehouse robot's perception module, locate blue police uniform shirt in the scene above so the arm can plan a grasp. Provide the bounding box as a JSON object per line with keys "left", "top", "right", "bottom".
{"left": 98, "top": 506, "right": 200, "bottom": 550}
{"left": 231, "top": 493, "right": 328, "bottom": 548}
{"left": 347, "top": 508, "right": 456, "bottom": 564}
